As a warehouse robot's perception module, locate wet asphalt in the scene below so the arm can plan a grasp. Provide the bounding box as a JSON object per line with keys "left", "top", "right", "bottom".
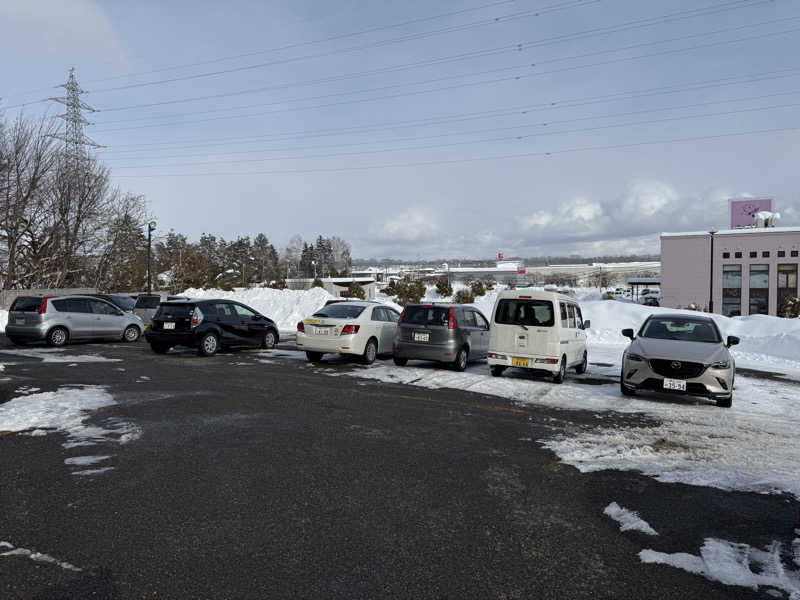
{"left": 0, "top": 336, "right": 796, "bottom": 599}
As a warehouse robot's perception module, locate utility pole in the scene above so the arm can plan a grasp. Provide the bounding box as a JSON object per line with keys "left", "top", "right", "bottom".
{"left": 147, "top": 221, "right": 157, "bottom": 294}
{"left": 708, "top": 229, "right": 717, "bottom": 313}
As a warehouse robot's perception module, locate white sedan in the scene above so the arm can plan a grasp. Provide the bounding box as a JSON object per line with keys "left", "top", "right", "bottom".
{"left": 296, "top": 301, "right": 401, "bottom": 364}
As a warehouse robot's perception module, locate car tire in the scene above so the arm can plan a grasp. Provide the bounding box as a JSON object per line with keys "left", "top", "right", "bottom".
{"left": 393, "top": 357, "right": 408, "bottom": 366}
{"left": 362, "top": 338, "right": 378, "bottom": 365}
{"left": 47, "top": 327, "right": 68, "bottom": 347}
{"left": 490, "top": 365, "right": 506, "bottom": 377}
{"left": 575, "top": 351, "right": 587, "bottom": 374}
{"left": 306, "top": 351, "right": 324, "bottom": 363}
{"left": 7, "top": 336, "right": 25, "bottom": 346}
{"left": 716, "top": 394, "right": 733, "bottom": 408}
{"left": 261, "top": 329, "right": 277, "bottom": 350}
{"left": 452, "top": 347, "right": 468, "bottom": 372}
{"left": 122, "top": 325, "right": 140, "bottom": 343}
{"left": 150, "top": 343, "right": 170, "bottom": 354}
{"left": 197, "top": 332, "right": 219, "bottom": 357}
{"left": 552, "top": 357, "right": 567, "bottom": 384}
{"left": 620, "top": 369, "right": 636, "bottom": 396}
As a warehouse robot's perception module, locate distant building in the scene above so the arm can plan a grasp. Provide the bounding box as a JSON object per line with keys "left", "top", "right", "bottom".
{"left": 433, "top": 260, "right": 527, "bottom": 285}
{"left": 660, "top": 226, "right": 800, "bottom": 316}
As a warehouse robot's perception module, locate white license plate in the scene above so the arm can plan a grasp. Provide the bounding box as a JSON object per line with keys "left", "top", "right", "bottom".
{"left": 163, "top": 322, "right": 175, "bottom": 330}
{"left": 16, "top": 319, "right": 25, "bottom": 325}
{"left": 663, "top": 378, "right": 686, "bottom": 391}
{"left": 413, "top": 332, "right": 429, "bottom": 342}
{"left": 314, "top": 327, "right": 329, "bottom": 335}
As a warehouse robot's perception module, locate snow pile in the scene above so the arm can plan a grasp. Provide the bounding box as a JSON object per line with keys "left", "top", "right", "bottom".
{"left": 0, "top": 309, "right": 7, "bottom": 333}
{"left": 182, "top": 286, "right": 334, "bottom": 331}
{"left": 640, "top": 538, "right": 800, "bottom": 598}
{"left": 603, "top": 502, "right": 658, "bottom": 535}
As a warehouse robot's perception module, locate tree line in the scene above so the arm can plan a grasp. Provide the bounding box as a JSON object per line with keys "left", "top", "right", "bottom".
{"left": 1, "top": 114, "right": 352, "bottom": 293}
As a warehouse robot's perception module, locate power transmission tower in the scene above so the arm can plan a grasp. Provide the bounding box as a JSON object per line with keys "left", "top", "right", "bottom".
{"left": 48, "top": 68, "right": 103, "bottom": 168}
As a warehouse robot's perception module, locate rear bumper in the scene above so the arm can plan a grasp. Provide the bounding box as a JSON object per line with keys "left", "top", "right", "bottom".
{"left": 393, "top": 339, "right": 457, "bottom": 362}
{"left": 4, "top": 324, "right": 48, "bottom": 340}
{"left": 144, "top": 330, "right": 197, "bottom": 347}
{"left": 296, "top": 332, "right": 365, "bottom": 356}
{"left": 487, "top": 352, "right": 561, "bottom": 374}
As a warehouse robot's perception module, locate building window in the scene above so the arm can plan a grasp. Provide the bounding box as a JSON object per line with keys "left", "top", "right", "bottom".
{"left": 722, "top": 265, "right": 742, "bottom": 317}
{"left": 778, "top": 250, "right": 785, "bottom": 258}
{"left": 722, "top": 252, "right": 730, "bottom": 259}
{"left": 793, "top": 251, "right": 799, "bottom": 257}
{"left": 762, "top": 251, "right": 770, "bottom": 258}
{"left": 749, "top": 251, "right": 757, "bottom": 258}
{"left": 777, "top": 264, "right": 798, "bottom": 316}
{"left": 735, "top": 252, "right": 742, "bottom": 258}
{"left": 749, "top": 264, "right": 769, "bottom": 315}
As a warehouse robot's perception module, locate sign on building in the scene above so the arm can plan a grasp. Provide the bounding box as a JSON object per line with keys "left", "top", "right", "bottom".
{"left": 729, "top": 198, "right": 772, "bottom": 229}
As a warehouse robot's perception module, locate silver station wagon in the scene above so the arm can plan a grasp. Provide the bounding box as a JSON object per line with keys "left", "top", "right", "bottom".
{"left": 5, "top": 295, "right": 144, "bottom": 347}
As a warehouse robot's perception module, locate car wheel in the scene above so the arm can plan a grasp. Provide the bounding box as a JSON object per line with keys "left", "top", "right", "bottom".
{"left": 122, "top": 325, "right": 140, "bottom": 343}
{"left": 453, "top": 347, "right": 468, "bottom": 372}
{"left": 575, "top": 351, "right": 587, "bottom": 374}
{"left": 393, "top": 357, "right": 408, "bottom": 366}
{"left": 306, "top": 351, "right": 324, "bottom": 363}
{"left": 620, "top": 369, "right": 636, "bottom": 396}
{"left": 716, "top": 394, "right": 732, "bottom": 408}
{"left": 261, "top": 329, "right": 277, "bottom": 350}
{"left": 198, "top": 332, "right": 219, "bottom": 357}
{"left": 150, "top": 343, "right": 170, "bottom": 354}
{"left": 490, "top": 365, "right": 506, "bottom": 377}
{"left": 47, "top": 327, "right": 68, "bottom": 347}
{"left": 7, "top": 336, "right": 25, "bottom": 346}
{"left": 552, "top": 357, "right": 567, "bottom": 384}
{"left": 362, "top": 338, "right": 378, "bottom": 365}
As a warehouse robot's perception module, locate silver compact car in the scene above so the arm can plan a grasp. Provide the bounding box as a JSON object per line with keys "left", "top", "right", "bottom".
{"left": 619, "top": 314, "right": 739, "bottom": 407}
{"left": 5, "top": 295, "right": 144, "bottom": 347}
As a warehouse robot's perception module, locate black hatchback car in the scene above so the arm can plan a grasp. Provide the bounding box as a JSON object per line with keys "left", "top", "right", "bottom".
{"left": 144, "top": 299, "right": 279, "bottom": 356}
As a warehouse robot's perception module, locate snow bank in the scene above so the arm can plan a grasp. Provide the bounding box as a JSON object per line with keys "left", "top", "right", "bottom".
{"left": 603, "top": 502, "right": 658, "bottom": 535}
{"left": 182, "top": 286, "right": 334, "bottom": 331}
{"left": 0, "top": 310, "right": 7, "bottom": 333}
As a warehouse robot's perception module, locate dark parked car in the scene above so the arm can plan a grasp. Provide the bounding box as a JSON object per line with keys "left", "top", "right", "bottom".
{"left": 643, "top": 297, "right": 660, "bottom": 307}
{"left": 392, "top": 303, "right": 490, "bottom": 371}
{"left": 144, "top": 299, "right": 279, "bottom": 356}
{"left": 84, "top": 293, "right": 136, "bottom": 312}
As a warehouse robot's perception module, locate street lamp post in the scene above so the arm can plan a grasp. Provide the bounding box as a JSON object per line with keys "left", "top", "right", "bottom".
{"left": 708, "top": 228, "right": 717, "bottom": 313}
{"left": 147, "top": 221, "right": 157, "bottom": 295}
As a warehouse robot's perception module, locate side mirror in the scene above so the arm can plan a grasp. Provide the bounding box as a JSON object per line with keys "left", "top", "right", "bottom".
{"left": 621, "top": 328, "right": 635, "bottom": 340}
{"left": 252, "top": 314, "right": 262, "bottom": 320}
{"left": 726, "top": 335, "right": 740, "bottom": 347}
{"left": 582, "top": 320, "right": 591, "bottom": 330}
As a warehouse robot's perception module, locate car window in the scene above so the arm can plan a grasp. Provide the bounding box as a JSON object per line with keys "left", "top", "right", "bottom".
{"left": 110, "top": 295, "right": 136, "bottom": 311}
{"left": 312, "top": 304, "right": 366, "bottom": 319}
{"left": 462, "top": 310, "right": 477, "bottom": 328}
{"left": 567, "top": 305, "right": 576, "bottom": 328}
{"left": 155, "top": 304, "right": 195, "bottom": 319}
{"left": 371, "top": 307, "right": 386, "bottom": 321}
{"left": 474, "top": 311, "right": 489, "bottom": 329}
{"left": 54, "top": 299, "right": 90, "bottom": 313}
{"left": 639, "top": 317, "right": 721, "bottom": 343}
{"left": 91, "top": 300, "right": 120, "bottom": 315}
{"left": 10, "top": 297, "right": 42, "bottom": 312}
{"left": 403, "top": 306, "right": 450, "bottom": 326}
{"left": 574, "top": 305, "right": 583, "bottom": 329}
{"left": 496, "top": 299, "right": 555, "bottom": 327}
{"left": 384, "top": 308, "right": 400, "bottom": 323}
{"left": 233, "top": 304, "right": 256, "bottom": 318}
{"left": 214, "top": 303, "right": 236, "bottom": 319}
{"left": 135, "top": 295, "right": 162, "bottom": 309}
{"left": 560, "top": 302, "right": 568, "bottom": 328}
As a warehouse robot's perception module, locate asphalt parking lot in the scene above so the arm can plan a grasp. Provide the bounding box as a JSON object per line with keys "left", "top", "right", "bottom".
{"left": 0, "top": 336, "right": 794, "bottom": 599}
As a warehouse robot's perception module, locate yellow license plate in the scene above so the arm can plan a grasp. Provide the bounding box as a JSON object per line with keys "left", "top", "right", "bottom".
{"left": 512, "top": 357, "right": 530, "bottom": 367}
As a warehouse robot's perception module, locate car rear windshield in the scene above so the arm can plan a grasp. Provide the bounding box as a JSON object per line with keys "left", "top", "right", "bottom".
{"left": 402, "top": 306, "right": 451, "bottom": 327}
{"left": 640, "top": 317, "right": 721, "bottom": 343}
{"left": 134, "top": 295, "right": 162, "bottom": 309}
{"left": 495, "top": 299, "right": 555, "bottom": 327}
{"left": 154, "top": 303, "right": 195, "bottom": 319}
{"left": 10, "top": 297, "right": 43, "bottom": 312}
{"left": 312, "top": 304, "right": 366, "bottom": 319}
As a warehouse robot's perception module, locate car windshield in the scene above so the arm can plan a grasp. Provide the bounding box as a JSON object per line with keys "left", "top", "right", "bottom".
{"left": 312, "top": 304, "right": 366, "bottom": 319}
{"left": 109, "top": 295, "right": 136, "bottom": 311}
{"left": 639, "top": 317, "right": 720, "bottom": 343}
{"left": 495, "top": 299, "right": 555, "bottom": 327}
{"left": 403, "top": 306, "right": 451, "bottom": 327}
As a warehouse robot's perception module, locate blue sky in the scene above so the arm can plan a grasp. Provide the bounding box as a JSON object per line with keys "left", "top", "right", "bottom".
{"left": 2, "top": 0, "right": 799, "bottom": 259}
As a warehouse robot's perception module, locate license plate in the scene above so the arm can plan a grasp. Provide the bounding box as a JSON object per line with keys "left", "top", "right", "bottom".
{"left": 163, "top": 322, "right": 175, "bottom": 330}
{"left": 663, "top": 378, "right": 686, "bottom": 391}
{"left": 512, "top": 357, "right": 530, "bottom": 367}
{"left": 413, "top": 332, "right": 429, "bottom": 342}
{"left": 314, "top": 327, "right": 328, "bottom": 335}
{"left": 16, "top": 319, "right": 25, "bottom": 325}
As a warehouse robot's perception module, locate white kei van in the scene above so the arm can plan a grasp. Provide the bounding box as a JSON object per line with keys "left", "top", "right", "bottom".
{"left": 487, "top": 290, "right": 590, "bottom": 383}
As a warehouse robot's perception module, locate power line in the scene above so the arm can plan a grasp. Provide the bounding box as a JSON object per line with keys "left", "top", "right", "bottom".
{"left": 94, "top": 0, "right": 781, "bottom": 116}
{"left": 110, "top": 125, "right": 800, "bottom": 177}
{"left": 91, "top": 23, "right": 800, "bottom": 133}
{"left": 97, "top": 66, "right": 800, "bottom": 152}
{"left": 107, "top": 102, "right": 800, "bottom": 169}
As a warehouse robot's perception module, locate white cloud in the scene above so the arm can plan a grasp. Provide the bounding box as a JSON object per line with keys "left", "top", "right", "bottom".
{"left": 370, "top": 206, "right": 441, "bottom": 244}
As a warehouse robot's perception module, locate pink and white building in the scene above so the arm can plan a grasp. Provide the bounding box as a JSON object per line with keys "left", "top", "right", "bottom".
{"left": 660, "top": 227, "right": 800, "bottom": 316}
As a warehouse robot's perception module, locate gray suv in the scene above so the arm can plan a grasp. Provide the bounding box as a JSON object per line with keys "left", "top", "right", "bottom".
{"left": 5, "top": 295, "right": 144, "bottom": 347}
{"left": 392, "top": 303, "right": 490, "bottom": 371}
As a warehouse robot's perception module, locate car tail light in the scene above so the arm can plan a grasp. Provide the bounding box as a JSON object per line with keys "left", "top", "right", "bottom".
{"left": 38, "top": 297, "right": 49, "bottom": 314}
{"left": 519, "top": 295, "right": 532, "bottom": 299}
{"left": 535, "top": 358, "right": 559, "bottom": 364}
{"left": 448, "top": 307, "right": 456, "bottom": 329}
{"left": 190, "top": 307, "right": 203, "bottom": 328}
{"left": 341, "top": 324, "right": 360, "bottom": 334}
{"left": 297, "top": 321, "right": 305, "bottom": 333}
{"left": 397, "top": 309, "right": 405, "bottom": 325}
